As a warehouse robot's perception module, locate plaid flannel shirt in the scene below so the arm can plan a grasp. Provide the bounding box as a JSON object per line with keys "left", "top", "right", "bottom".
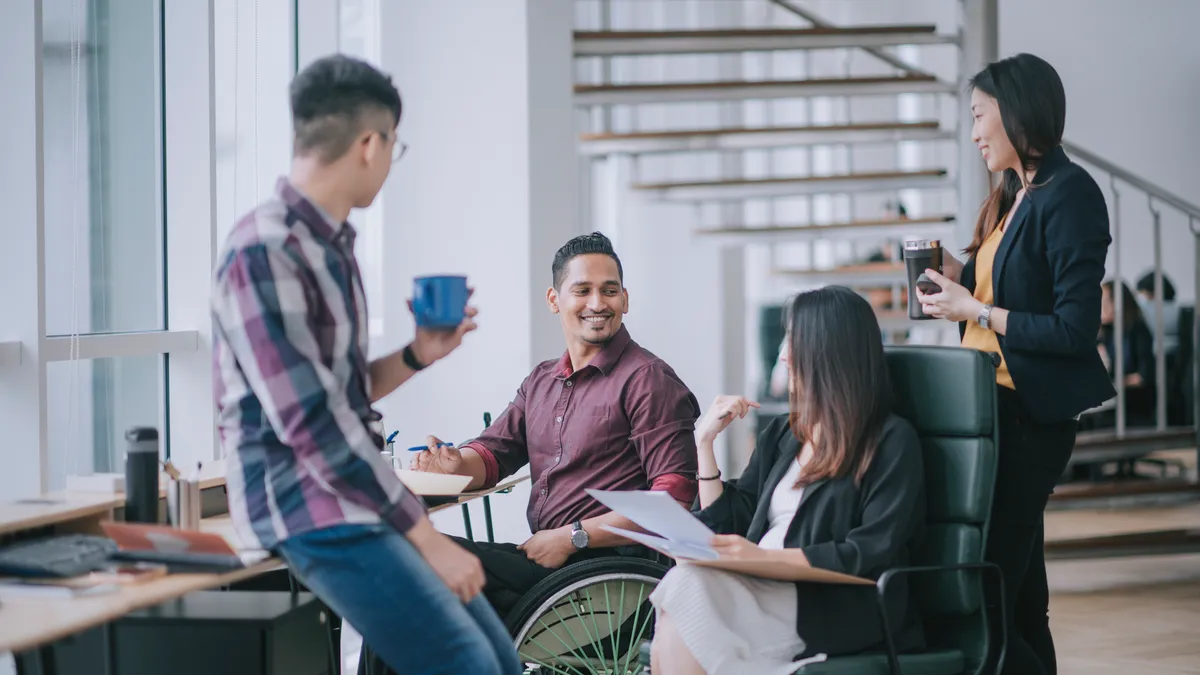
{"left": 211, "top": 178, "right": 425, "bottom": 551}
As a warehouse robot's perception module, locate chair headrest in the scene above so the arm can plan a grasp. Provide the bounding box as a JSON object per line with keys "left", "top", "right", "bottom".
{"left": 885, "top": 346, "right": 996, "bottom": 437}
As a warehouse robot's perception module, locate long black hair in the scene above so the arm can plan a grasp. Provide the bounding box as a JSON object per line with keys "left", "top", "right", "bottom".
{"left": 966, "top": 53, "right": 1066, "bottom": 257}
{"left": 785, "top": 286, "right": 893, "bottom": 486}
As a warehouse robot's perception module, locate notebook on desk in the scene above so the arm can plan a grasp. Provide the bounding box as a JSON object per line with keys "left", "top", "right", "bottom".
{"left": 100, "top": 522, "right": 246, "bottom": 572}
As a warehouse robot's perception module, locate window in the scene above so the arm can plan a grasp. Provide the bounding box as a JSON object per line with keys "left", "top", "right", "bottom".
{"left": 1, "top": 0, "right": 305, "bottom": 497}
{"left": 39, "top": 0, "right": 166, "bottom": 491}
{"left": 46, "top": 355, "right": 164, "bottom": 487}
{"left": 42, "top": 0, "right": 164, "bottom": 337}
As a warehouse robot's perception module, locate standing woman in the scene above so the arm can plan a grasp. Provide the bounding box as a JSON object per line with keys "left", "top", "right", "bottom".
{"left": 917, "top": 53, "right": 1114, "bottom": 675}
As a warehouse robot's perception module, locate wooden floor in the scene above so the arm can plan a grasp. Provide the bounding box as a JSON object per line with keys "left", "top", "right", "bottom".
{"left": 1046, "top": 458, "right": 1200, "bottom": 675}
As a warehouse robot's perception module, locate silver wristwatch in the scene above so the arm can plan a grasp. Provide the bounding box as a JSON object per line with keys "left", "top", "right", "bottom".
{"left": 978, "top": 303, "right": 994, "bottom": 330}
{"left": 570, "top": 520, "right": 589, "bottom": 549}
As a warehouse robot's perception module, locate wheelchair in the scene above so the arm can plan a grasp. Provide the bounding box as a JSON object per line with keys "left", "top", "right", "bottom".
{"left": 507, "top": 555, "right": 670, "bottom": 675}
{"left": 355, "top": 553, "right": 670, "bottom": 675}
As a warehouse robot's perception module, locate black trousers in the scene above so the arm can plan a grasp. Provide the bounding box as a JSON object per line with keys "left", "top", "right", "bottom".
{"left": 451, "top": 537, "right": 623, "bottom": 619}
{"left": 988, "top": 386, "right": 1078, "bottom": 675}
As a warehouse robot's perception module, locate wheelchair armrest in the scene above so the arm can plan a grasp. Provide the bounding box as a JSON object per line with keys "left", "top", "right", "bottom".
{"left": 873, "top": 562, "right": 1007, "bottom": 675}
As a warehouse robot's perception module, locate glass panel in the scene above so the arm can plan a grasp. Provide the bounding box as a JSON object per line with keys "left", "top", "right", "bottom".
{"left": 42, "top": 0, "right": 164, "bottom": 336}
{"left": 47, "top": 355, "right": 164, "bottom": 492}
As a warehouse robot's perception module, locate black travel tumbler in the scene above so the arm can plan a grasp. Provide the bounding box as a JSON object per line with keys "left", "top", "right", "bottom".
{"left": 903, "top": 239, "right": 944, "bottom": 321}
{"left": 124, "top": 427, "right": 161, "bottom": 524}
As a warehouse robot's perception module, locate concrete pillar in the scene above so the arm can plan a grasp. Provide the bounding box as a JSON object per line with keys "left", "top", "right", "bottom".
{"left": 957, "top": 0, "right": 999, "bottom": 249}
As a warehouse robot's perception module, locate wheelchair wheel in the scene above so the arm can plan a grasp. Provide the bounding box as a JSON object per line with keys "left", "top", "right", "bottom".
{"left": 506, "top": 557, "right": 668, "bottom": 675}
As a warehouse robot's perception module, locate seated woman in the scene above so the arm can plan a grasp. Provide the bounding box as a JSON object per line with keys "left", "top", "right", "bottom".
{"left": 1099, "top": 280, "right": 1156, "bottom": 426}
{"left": 650, "top": 285, "right": 927, "bottom": 675}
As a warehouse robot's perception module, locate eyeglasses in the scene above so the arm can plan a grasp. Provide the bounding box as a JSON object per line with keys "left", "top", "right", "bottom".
{"left": 376, "top": 130, "right": 408, "bottom": 163}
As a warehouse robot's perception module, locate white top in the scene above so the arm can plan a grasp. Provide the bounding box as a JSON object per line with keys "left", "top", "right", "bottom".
{"left": 757, "top": 456, "right": 806, "bottom": 550}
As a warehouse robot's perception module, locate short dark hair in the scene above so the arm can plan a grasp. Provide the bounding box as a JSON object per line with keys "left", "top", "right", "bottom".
{"left": 289, "top": 54, "right": 402, "bottom": 163}
{"left": 552, "top": 232, "right": 624, "bottom": 289}
{"left": 1136, "top": 270, "right": 1176, "bottom": 301}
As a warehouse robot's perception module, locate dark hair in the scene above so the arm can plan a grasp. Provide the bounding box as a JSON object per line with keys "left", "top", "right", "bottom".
{"left": 1136, "top": 271, "right": 1176, "bottom": 302}
{"left": 289, "top": 54, "right": 402, "bottom": 164}
{"left": 551, "top": 232, "right": 624, "bottom": 289}
{"left": 965, "top": 53, "right": 1066, "bottom": 257}
{"left": 1102, "top": 279, "right": 1144, "bottom": 332}
{"left": 785, "top": 286, "right": 893, "bottom": 487}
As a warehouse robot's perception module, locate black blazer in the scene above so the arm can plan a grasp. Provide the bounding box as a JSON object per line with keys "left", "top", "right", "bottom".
{"left": 696, "top": 414, "right": 926, "bottom": 659}
{"left": 960, "top": 145, "right": 1116, "bottom": 423}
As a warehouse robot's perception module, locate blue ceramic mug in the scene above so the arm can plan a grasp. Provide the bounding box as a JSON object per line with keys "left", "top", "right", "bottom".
{"left": 412, "top": 275, "right": 468, "bottom": 329}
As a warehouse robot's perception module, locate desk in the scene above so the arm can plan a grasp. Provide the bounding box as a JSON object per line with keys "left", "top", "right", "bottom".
{"left": 0, "top": 474, "right": 529, "bottom": 660}
{"left": 0, "top": 516, "right": 279, "bottom": 655}
{"left": 435, "top": 475, "right": 530, "bottom": 543}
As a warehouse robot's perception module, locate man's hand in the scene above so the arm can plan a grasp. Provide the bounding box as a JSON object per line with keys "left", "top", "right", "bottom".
{"left": 406, "top": 517, "right": 485, "bottom": 603}
{"left": 518, "top": 527, "right": 575, "bottom": 570}
{"left": 411, "top": 435, "right": 465, "bottom": 475}
{"left": 408, "top": 299, "right": 479, "bottom": 367}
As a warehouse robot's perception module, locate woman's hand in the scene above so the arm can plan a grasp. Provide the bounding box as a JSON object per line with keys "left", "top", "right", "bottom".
{"left": 916, "top": 269, "right": 983, "bottom": 323}
{"left": 710, "top": 534, "right": 770, "bottom": 562}
{"left": 696, "top": 395, "right": 760, "bottom": 445}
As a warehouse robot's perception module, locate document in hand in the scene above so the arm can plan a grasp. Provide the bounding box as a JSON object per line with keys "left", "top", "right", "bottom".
{"left": 586, "top": 489, "right": 872, "bottom": 585}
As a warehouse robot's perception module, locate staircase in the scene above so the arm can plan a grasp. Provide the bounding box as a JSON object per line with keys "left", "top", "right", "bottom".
{"left": 572, "top": 0, "right": 1200, "bottom": 536}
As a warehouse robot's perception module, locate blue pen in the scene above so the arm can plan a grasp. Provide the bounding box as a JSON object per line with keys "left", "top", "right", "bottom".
{"left": 407, "top": 442, "right": 455, "bottom": 452}
{"left": 386, "top": 431, "right": 400, "bottom": 445}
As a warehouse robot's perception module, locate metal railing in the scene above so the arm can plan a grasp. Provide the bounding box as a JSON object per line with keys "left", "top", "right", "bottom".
{"left": 1063, "top": 141, "right": 1200, "bottom": 443}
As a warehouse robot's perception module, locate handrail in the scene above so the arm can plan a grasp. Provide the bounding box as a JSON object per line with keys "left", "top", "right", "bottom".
{"left": 767, "top": 0, "right": 935, "bottom": 78}
{"left": 1063, "top": 141, "right": 1200, "bottom": 219}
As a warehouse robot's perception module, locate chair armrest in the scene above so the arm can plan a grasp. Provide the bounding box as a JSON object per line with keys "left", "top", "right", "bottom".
{"left": 873, "top": 562, "right": 1007, "bottom": 675}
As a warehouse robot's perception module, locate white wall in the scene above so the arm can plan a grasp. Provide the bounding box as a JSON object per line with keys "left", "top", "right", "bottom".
{"left": 376, "top": 0, "right": 576, "bottom": 544}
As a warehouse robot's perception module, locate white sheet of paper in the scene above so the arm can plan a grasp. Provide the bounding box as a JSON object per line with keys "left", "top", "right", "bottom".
{"left": 600, "top": 525, "right": 718, "bottom": 561}
{"left": 585, "top": 489, "right": 714, "bottom": 547}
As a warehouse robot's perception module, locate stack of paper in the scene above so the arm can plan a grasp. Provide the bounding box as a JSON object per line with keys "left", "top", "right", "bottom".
{"left": 586, "top": 489, "right": 871, "bottom": 585}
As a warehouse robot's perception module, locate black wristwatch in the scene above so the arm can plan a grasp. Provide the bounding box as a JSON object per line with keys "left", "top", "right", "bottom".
{"left": 570, "top": 520, "right": 589, "bottom": 549}
{"left": 402, "top": 343, "right": 427, "bottom": 372}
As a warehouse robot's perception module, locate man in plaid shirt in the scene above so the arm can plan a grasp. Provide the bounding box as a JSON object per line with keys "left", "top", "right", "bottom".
{"left": 211, "top": 55, "right": 521, "bottom": 674}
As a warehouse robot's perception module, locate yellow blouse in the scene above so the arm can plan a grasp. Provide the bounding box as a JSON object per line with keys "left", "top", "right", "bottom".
{"left": 961, "top": 225, "right": 1015, "bottom": 389}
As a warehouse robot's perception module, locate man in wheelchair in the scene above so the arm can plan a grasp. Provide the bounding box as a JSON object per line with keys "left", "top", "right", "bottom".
{"left": 412, "top": 231, "right": 701, "bottom": 618}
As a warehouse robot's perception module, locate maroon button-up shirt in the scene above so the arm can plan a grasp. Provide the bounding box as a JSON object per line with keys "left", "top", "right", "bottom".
{"left": 462, "top": 325, "right": 700, "bottom": 533}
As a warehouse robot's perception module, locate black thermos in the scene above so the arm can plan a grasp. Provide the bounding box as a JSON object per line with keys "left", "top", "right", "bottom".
{"left": 124, "top": 427, "right": 161, "bottom": 524}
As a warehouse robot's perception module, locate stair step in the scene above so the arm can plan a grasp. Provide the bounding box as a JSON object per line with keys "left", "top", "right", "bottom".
{"left": 1045, "top": 525, "right": 1200, "bottom": 560}
{"left": 694, "top": 215, "right": 955, "bottom": 243}
{"left": 575, "top": 75, "right": 954, "bottom": 106}
{"left": 1068, "top": 426, "right": 1197, "bottom": 466}
{"left": 633, "top": 169, "right": 951, "bottom": 201}
{"left": 1048, "top": 478, "right": 1200, "bottom": 511}
{"left": 579, "top": 121, "right": 953, "bottom": 155}
{"left": 773, "top": 261, "right": 907, "bottom": 286}
{"left": 574, "top": 25, "right": 953, "bottom": 56}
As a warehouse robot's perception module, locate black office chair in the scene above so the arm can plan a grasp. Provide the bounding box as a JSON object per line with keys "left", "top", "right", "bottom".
{"left": 638, "top": 346, "right": 1006, "bottom": 675}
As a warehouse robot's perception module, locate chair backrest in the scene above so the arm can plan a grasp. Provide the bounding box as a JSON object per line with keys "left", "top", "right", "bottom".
{"left": 885, "top": 346, "right": 999, "bottom": 652}
{"left": 759, "top": 304, "right": 786, "bottom": 396}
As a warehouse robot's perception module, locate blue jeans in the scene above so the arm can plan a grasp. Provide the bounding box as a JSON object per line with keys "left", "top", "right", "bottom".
{"left": 277, "top": 523, "right": 522, "bottom": 675}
